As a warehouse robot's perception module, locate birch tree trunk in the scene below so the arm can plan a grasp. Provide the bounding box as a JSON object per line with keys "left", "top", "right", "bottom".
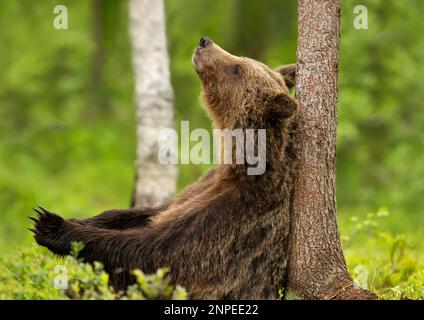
{"left": 285, "top": 0, "right": 376, "bottom": 299}
{"left": 129, "top": 0, "right": 178, "bottom": 207}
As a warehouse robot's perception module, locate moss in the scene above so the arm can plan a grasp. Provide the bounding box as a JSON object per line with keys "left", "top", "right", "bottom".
{"left": 283, "top": 290, "right": 303, "bottom": 300}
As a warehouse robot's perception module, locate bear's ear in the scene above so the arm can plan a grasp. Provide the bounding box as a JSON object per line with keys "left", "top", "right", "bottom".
{"left": 266, "top": 92, "right": 299, "bottom": 124}
{"left": 275, "top": 64, "right": 296, "bottom": 89}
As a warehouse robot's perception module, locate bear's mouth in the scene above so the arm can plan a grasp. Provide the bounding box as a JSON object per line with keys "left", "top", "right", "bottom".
{"left": 192, "top": 51, "right": 201, "bottom": 71}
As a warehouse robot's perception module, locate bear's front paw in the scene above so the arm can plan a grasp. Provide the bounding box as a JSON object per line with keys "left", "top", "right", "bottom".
{"left": 29, "top": 206, "right": 72, "bottom": 255}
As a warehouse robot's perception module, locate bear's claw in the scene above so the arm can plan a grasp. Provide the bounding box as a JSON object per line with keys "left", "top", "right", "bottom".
{"left": 30, "top": 206, "right": 70, "bottom": 254}
{"left": 28, "top": 216, "right": 38, "bottom": 223}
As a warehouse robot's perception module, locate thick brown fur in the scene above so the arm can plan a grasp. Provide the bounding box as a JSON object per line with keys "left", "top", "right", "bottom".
{"left": 31, "top": 38, "right": 298, "bottom": 300}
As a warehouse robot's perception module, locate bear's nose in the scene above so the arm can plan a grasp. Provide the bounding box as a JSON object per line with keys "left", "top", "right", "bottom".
{"left": 199, "top": 37, "right": 211, "bottom": 48}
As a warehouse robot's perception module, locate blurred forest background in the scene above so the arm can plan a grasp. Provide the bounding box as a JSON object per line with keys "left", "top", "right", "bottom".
{"left": 0, "top": 0, "right": 423, "bottom": 298}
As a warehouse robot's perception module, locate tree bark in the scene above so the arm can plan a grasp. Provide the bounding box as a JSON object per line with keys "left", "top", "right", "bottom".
{"left": 129, "top": 0, "right": 178, "bottom": 207}
{"left": 285, "top": 0, "right": 376, "bottom": 299}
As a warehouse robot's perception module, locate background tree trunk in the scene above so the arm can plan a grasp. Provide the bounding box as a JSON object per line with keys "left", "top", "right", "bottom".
{"left": 129, "top": 0, "right": 178, "bottom": 207}
{"left": 91, "top": 0, "right": 106, "bottom": 109}
{"left": 285, "top": 0, "right": 376, "bottom": 299}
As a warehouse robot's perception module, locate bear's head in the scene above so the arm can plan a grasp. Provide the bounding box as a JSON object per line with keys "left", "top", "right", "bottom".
{"left": 192, "top": 37, "right": 298, "bottom": 131}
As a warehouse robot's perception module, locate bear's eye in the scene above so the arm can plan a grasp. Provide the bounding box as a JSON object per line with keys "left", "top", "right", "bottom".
{"left": 228, "top": 64, "right": 242, "bottom": 77}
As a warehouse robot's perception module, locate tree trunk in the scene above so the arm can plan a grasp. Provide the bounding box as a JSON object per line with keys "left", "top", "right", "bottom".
{"left": 91, "top": 0, "right": 106, "bottom": 109}
{"left": 285, "top": 0, "right": 376, "bottom": 299}
{"left": 129, "top": 0, "right": 178, "bottom": 207}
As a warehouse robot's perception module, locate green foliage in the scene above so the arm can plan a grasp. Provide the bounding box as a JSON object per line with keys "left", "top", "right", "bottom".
{"left": 338, "top": 0, "right": 424, "bottom": 211}
{"left": 0, "top": 243, "right": 187, "bottom": 300}
{"left": 342, "top": 208, "right": 423, "bottom": 300}
{"left": 0, "top": 0, "right": 135, "bottom": 252}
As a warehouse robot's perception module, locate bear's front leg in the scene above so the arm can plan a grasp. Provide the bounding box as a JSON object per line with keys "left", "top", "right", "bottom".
{"left": 30, "top": 207, "right": 147, "bottom": 267}
{"left": 79, "top": 205, "right": 168, "bottom": 230}
{"left": 30, "top": 207, "right": 79, "bottom": 256}
{"left": 30, "top": 207, "right": 152, "bottom": 290}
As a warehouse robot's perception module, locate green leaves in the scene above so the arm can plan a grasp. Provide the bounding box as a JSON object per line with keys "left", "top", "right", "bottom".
{"left": 0, "top": 245, "right": 187, "bottom": 300}
{"left": 126, "top": 268, "right": 187, "bottom": 300}
{"left": 341, "top": 207, "right": 423, "bottom": 300}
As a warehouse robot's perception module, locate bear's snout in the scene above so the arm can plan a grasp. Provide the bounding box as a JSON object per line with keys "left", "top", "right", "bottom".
{"left": 198, "top": 37, "right": 211, "bottom": 49}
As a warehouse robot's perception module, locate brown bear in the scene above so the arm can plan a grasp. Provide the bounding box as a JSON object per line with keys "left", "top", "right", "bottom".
{"left": 31, "top": 37, "right": 298, "bottom": 299}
